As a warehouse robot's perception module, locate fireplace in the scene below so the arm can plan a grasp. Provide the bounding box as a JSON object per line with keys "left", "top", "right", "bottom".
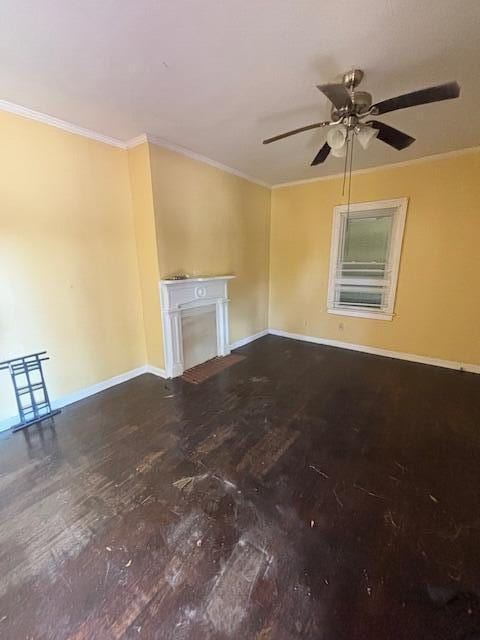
{"left": 159, "top": 276, "right": 235, "bottom": 378}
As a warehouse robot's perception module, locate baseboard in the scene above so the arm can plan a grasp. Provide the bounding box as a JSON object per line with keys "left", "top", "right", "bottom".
{"left": 230, "top": 329, "right": 269, "bottom": 350}
{"left": 2, "top": 330, "right": 476, "bottom": 434}
{"left": 145, "top": 365, "right": 167, "bottom": 378}
{"left": 0, "top": 416, "right": 19, "bottom": 432}
{"left": 52, "top": 366, "right": 150, "bottom": 409}
{"left": 269, "top": 329, "right": 480, "bottom": 374}
{"left": 0, "top": 364, "right": 163, "bottom": 434}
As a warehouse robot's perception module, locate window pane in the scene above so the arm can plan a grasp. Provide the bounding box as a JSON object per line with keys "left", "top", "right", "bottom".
{"left": 340, "top": 262, "right": 386, "bottom": 278}
{"left": 337, "top": 284, "right": 384, "bottom": 308}
{"left": 342, "top": 214, "right": 393, "bottom": 265}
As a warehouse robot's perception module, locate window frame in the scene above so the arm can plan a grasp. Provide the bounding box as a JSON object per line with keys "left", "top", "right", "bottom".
{"left": 327, "top": 198, "right": 408, "bottom": 321}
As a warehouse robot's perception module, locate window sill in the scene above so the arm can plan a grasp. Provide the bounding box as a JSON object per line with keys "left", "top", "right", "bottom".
{"left": 328, "top": 308, "right": 393, "bottom": 321}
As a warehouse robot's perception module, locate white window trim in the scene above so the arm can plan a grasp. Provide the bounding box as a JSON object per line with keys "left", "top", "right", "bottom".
{"left": 327, "top": 198, "right": 408, "bottom": 321}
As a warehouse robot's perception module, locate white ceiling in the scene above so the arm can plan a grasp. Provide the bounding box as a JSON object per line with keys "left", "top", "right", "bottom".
{"left": 1, "top": 0, "right": 479, "bottom": 185}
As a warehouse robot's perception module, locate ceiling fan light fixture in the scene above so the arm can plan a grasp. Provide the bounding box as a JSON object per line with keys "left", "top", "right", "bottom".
{"left": 331, "top": 145, "right": 347, "bottom": 158}
{"left": 356, "top": 125, "right": 378, "bottom": 150}
{"left": 326, "top": 124, "right": 347, "bottom": 150}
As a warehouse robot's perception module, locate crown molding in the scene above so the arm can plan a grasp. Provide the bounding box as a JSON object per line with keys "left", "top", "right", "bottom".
{"left": 272, "top": 145, "right": 480, "bottom": 189}
{"left": 0, "top": 99, "right": 126, "bottom": 148}
{"left": 2, "top": 97, "right": 477, "bottom": 190}
{"left": 125, "top": 133, "right": 149, "bottom": 149}
{"left": 127, "top": 133, "right": 271, "bottom": 188}
{"left": 0, "top": 98, "right": 270, "bottom": 187}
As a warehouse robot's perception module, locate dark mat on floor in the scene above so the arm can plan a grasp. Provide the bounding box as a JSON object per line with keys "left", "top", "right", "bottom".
{"left": 182, "top": 354, "right": 246, "bottom": 384}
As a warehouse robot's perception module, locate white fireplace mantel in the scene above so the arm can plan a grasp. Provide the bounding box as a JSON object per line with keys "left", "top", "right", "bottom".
{"left": 159, "top": 276, "right": 235, "bottom": 378}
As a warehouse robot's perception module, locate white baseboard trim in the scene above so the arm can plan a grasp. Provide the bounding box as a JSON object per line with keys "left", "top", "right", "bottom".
{"left": 269, "top": 329, "right": 480, "bottom": 374}
{"left": 0, "top": 416, "right": 19, "bottom": 432}
{"left": 0, "top": 364, "right": 165, "bottom": 433}
{"left": 145, "top": 365, "right": 167, "bottom": 378}
{"left": 2, "top": 330, "right": 476, "bottom": 433}
{"left": 230, "top": 329, "right": 269, "bottom": 350}
{"left": 52, "top": 366, "right": 149, "bottom": 409}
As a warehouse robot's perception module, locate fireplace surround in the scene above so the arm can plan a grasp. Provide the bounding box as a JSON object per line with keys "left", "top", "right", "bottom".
{"left": 159, "top": 276, "right": 235, "bottom": 378}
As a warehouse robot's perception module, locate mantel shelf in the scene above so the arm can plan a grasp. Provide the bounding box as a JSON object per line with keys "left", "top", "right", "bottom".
{"left": 160, "top": 275, "right": 235, "bottom": 285}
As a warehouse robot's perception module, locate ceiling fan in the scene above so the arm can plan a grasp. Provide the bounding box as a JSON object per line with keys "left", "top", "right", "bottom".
{"left": 263, "top": 70, "right": 460, "bottom": 166}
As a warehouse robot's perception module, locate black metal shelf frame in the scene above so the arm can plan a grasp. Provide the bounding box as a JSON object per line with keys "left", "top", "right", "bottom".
{"left": 0, "top": 351, "right": 61, "bottom": 432}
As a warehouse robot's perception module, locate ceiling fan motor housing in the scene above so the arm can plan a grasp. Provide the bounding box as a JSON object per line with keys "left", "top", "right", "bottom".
{"left": 352, "top": 91, "right": 372, "bottom": 114}
{"left": 331, "top": 90, "right": 373, "bottom": 121}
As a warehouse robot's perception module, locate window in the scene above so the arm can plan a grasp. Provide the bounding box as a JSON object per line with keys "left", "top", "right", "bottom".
{"left": 327, "top": 198, "right": 407, "bottom": 320}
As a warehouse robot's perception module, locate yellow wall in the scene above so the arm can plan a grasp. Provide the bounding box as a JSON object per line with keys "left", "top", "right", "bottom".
{"left": 2, "top": 104, "right": 478, "bottom": 423}
{"left": 269, "top": 150, "right": 480, "bottom": 366}
{"left": 0, "top": 110, "right": 145, "bottom": 421}
{"left": 0, "top": 114, "right": 270, "bottom": 422}
{"left": 148, "top": 143, "right": 271, "bottom": 345}
{"left": 127, "top": 144, "right": 164, "bottom": 368}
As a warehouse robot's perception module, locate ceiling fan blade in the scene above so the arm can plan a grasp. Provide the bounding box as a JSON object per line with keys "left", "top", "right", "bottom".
{"left": 311, "top": 142, "right": 331, "bottom": 166}
{"left": 263, "top": 122, "right": 329, "bottom": 144}
{"left": 317, "top": 83, "right": 352, "bottom": 110}
{"left": 372, "top": 81, "right": 460, "bottom": 115}
{"left": 367, "top": 120, "right": 415, "bottom": 150}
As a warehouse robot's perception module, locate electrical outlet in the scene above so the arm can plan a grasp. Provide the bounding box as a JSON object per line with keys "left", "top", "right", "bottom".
{"left": 338, "top": 322, "right": 344, "bottom": 331}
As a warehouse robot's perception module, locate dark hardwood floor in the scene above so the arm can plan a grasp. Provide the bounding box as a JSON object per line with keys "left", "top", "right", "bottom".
{"left": 1, "top": 335, "right": 480, "bottom": 639}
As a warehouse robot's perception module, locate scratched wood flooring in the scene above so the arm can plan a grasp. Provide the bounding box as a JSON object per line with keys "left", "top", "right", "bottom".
{"left": 1, "top": 335, "right": 480, "bottom": 639}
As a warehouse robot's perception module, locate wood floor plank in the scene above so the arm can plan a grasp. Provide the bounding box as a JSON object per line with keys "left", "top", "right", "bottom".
{"left": 0, "top": 335, "right": 479, "bottom": 638}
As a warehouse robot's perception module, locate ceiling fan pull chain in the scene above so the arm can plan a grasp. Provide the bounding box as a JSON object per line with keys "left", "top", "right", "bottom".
{"left": 347, "top": 130, "right": 355, "bottom": 216}
{"left": 341, "top": 131, "right": 350, "bottom": 196}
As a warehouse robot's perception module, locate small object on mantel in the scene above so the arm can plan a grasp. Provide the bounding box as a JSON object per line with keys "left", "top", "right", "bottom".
{"left": 161, "top": 274, "right": 235, "bottom": 283}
